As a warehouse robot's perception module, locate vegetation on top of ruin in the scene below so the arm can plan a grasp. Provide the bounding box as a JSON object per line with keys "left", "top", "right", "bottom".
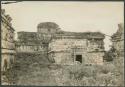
{"left": 37, "top": 22, "right": 60, "bottom": 29}
{"left": 103, "top": 46, "right": 117, "bottom": 62}
{"left": 55, "top": 31, "right": 105, "bottom": 39}
{"left": 111, "top": 23, "right": 124, "bottom": 40}
{"left": 17, "top": 32, "right": 39, "bottom": 43}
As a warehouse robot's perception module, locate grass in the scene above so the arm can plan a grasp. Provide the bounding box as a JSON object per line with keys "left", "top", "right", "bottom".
{"left": 3, "top": 54, "right": 124, "bottom": 86}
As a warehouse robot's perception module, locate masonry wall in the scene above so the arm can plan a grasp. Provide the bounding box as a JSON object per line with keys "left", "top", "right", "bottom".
{"left": 16, "top": 31, "right": 52, "bottom": 53}
{"left": 48, "top": 38, "right": 104, "bottom": 65}
{"left": 49, "top": 39, "right": 87, "bottom": 51}
{"left": 15, "top": 22, "right": 105, "bottom": 65}
{"left": 85, "top": 52, "right": 104, "bottom": 65}
{"left": 49, "top": 51, "right": 72, "bottom": 65}
{"left": 112, "top": 40, "right": 124, "bottom": 52}
{"left": 16, "top": 45, "right": 46, "bottom": 53}
{"left": 48, "top": 39, "right": 86, "bottom": 64}
{"left": 37, "top": 28, "right": 58, "bottom": 34}
{"left": 111, "top": 23, "right": 124, "bottom": 57}
{"left": 1, "top": 9, "right": 15, "bottom": 71}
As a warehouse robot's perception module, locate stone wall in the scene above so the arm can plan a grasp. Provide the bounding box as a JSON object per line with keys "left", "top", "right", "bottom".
{"left": 48, "top": 37, "right": 104, "bottom": 65}
{"left": 111, "top": 23, "right": 124, "bottom": 57}
{"left": 85, "top": 52, "right": 104, "bottom": 65}
{"left": 16, "top": 31, "right": 52, "bottom": 53}
{"left": 87, "top": 38, "right": 104, "bottom": 52}
{"left": 37, "top": 22, "right": 60, "bottom": 34}
{"left": 1, "top": 9, "right": 15, "bottom": 71}
{"left": 15, "top": 22, "right": 105, "bottom": 65}
{"left": 112, "top": 40, "right": 124, "bottom": 52}
{"left": 48, "top": 39, "right": 87, "bottom": 51}
{"left": 17, "top": 32, "right": 38, "bottom": 42}
{"left": 37, "top": 28, "right": 58, "bottom": 34}
{"left": 49, "top": 51, "right": 72, "bottom": 65}
{"left": 16, "top": 45, "right": 47, "bottom": 53}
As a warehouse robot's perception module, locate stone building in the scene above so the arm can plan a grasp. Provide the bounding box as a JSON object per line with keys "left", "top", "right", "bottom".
{"left": 1, "top": 9, "right": 16, "bottom": 71}
{"left": 16, "top": 32, "right": 44, "bottom": 53}
{"left": 16, "top": 22, "right": 60, "bottom": 53}
{"left": 16, "top": 22, "right": 105, "bottom": 65}
{"left": 48, "top": 31, "right": 105, "bottom": 65}
{"left": 111, "top": 23, "right": 124, "bottom": 57}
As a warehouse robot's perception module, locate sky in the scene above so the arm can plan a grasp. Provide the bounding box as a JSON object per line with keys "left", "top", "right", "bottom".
{"left": 1, "top": 1, "right": 124, "bottom": 51}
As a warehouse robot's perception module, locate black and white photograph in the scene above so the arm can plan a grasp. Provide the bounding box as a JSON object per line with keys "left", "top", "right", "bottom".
{"left": 1, "top": 1, "right": 124, "bottom": 86}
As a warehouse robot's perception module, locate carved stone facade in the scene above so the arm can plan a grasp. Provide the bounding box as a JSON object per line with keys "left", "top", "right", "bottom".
{"left": 16, "top": 22, "right": 105, "bottom": 65}
{"left": 1, "top": 9, "right": 16, "bottom": 71}
{"left": 16, "top": 32, "right": 44, "bottom": 53}
{"left": 48, "top": 32, "right": 105, "bottom": 65}
{"left": 111, "top": 23, "right": 124, "bottom": 57}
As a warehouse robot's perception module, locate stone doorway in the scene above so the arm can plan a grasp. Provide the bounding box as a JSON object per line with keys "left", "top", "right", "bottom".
{"left": 75, "top": 55, "right": 82, "bottom": 63}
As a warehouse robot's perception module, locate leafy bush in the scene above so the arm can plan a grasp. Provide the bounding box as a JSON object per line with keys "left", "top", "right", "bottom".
{"left": 103, "top": 46, "right": 117, "bottom": 62}
{"left": 95, "top": 63, "right": 115, "bottom": 74}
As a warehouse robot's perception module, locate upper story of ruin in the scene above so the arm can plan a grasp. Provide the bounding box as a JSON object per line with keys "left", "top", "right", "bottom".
{"left": 1, "top": 9, "right": 15, "bottom": 51}
{"left": 37, "top": 22, "right": 61, "bottom": 34}
{"left": 17, "top": 22, "right": 105, "bottom": 44}
{"left": 16, "top": 22, "right": 105, "bottom": 53}
{"left": 111, "top": 23, "right": 124, "bottom": 53}
{"left": 111, "top": 23, "right": 124, "bottom": 41}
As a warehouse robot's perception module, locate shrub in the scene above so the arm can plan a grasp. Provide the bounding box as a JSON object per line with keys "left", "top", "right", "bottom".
{"left": 103, "top": 46, "right": 117, "bottom": 62}
{"left": 95, "top": 63, "right": 115, "bottom": 74}
{"left": 62, "top": 64, "right": 97, "bottom": 81}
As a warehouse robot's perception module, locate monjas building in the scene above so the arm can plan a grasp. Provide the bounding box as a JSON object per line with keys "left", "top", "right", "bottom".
{"left": 16, "top": 22, "right": 105, "bottom": 65}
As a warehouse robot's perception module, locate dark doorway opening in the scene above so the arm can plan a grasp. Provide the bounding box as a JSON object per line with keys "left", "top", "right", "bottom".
{"left": 75, "top": 55, "right": 82, "bottom": 63}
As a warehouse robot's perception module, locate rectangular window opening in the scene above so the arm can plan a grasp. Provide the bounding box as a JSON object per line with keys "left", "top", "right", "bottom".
{"left": 75, "top": 55, "right": 82, "bottom": 63}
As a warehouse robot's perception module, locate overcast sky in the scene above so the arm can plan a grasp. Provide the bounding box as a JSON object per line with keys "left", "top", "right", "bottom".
{"left": 1, "top": 1, "right": 124, "bottom": 50}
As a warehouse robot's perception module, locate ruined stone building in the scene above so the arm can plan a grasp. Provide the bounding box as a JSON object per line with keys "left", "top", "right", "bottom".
{"left": 48, "top": 31, "right": 105, "bottom": 65}
{"left": 16, "top": 22, "right": 105, "bottom": 65}
{"left": 1, "top": 9, "right": 16, "bottom": 71}
{"left": 16, "top": 32, "right": 45, "bottom": 53}
{"left": 111, "top": 23, "right": 124, "bottom": 57}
